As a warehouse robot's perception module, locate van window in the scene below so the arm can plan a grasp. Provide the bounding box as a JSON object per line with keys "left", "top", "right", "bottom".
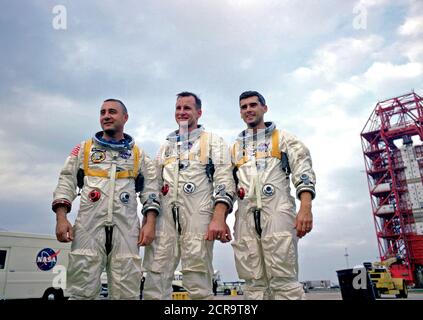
{"left": 0, "top": 250, "right": 6, "bottom": 269}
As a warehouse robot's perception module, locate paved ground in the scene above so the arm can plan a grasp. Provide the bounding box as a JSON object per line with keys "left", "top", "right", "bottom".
{"left": 212, "top": 289, "right": 423, "bottom": 300}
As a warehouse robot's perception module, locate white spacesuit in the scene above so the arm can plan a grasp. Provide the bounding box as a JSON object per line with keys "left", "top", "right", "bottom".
{"left": 142, "top": 125, "right": 235, "bottom": 300}
{"left": 231, "top": 122, "right": 316, "bottom": 300}
{"left": 52, "top": 132, "right": 160, "bottom": 300}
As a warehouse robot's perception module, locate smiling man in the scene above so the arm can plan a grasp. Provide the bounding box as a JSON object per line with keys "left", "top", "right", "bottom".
{"left": 231, "top": 91, "right": 316, "bottom": 300}
{"left": 52, "top": 99, "right": 160, "bottom": 300}
{"left": 142, "top": 92, "right": 235, "bottom": 300}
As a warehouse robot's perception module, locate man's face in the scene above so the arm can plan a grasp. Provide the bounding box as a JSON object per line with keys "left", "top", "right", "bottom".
{"left": 175, "top": 96, "right": 202, "bottom": 130}
{"left": 100, "top": 101, "right": 128, "bottom": 135}
{"left": 240, "top": 96, "right": 267, "bottom": 128}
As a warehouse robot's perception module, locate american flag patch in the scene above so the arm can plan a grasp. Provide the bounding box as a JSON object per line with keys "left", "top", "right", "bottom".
{"left": 70, "top": 144, "right": 81, "bottom": 156}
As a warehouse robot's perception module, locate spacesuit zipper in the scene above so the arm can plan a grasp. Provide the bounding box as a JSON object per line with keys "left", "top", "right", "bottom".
{"left": 253, "top": 209, "right": 262, "bottom": 237}
{"left": 105, "top": 225, "right": 113, "bottom": 255}
{"left": 172, "top": 205, "right": 182, "bottom": 235}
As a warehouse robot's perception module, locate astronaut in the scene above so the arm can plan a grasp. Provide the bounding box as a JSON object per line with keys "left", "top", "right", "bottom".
{"left": 142, "top": 92, "right": 235, "bottom": 300}
{"left": 231, "top": 91, "right": 316, "bottom": 300}
{"left": 52, "top": 99, "right": 160, "bottom": 300}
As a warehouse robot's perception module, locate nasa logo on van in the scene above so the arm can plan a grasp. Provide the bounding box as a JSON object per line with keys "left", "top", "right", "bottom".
{"left": 36, "top": 248, "right": 60, "bottom": 271}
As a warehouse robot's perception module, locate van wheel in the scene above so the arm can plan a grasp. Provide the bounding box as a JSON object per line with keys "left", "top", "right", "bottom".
{"left": 395, "top": 281, "right": 408, "bottom": 299}
{"left": 371, "top": 283, "right": 380, "bottom": 299}
{"left": 415, "top": 266, "right": 423, "bottom": 288}
{"left": 42, "top": 288, "right": 64, "bottom": 300}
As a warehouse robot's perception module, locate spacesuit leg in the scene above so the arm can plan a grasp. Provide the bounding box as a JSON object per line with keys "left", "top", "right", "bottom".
{"left": 181, "top": 235, "right": 214, "bottom": 300}
{"left": 262, "top": 230, "right": 305, "bottom": 300}
{"left": 143, "top": 229, "right": 180, "bottom": 300}
{"left": 67, "top": 226, "right": 105, "bottom": 300}
{"left": 108, "top": 227, "right": 142, "bottom": 300}
{"left": 232, "top": 235, "right": 269, "bottom": 300}
{"left": 270, "top": 278, "right": 306, "bottom": 300}
{"left": 243, "top": 278, "right": 270, "bottom": 300}
{"left": 143, "top": 260, "right": 179, "bottom": 300}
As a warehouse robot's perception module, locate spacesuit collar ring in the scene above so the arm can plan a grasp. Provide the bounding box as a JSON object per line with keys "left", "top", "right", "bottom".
{"left": 236, "top": 121, "right": 276, "bottom": 143}
{"left": 93, "top": 131, "right": 135, "bottom": 151}
{"left": 167, "top": 125, "right": 205, "bottom": 142}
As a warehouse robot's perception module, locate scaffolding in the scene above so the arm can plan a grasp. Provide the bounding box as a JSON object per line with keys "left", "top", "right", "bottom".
{"left": 361, "top": 91, "right": 423, "bottom": 287}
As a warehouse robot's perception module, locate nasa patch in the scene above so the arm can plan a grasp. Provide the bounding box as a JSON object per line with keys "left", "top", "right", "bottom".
{"left": 119, "top": 150, "right": 132, "bottom": 159}
{"left": 36, "top": 248, "right": 60, "bottom": 271}
{"left": 257, "top": 143, "right": 269, "bottom": 153}
{"left": 91, "top": 151, "right": 106, "bottom": 163}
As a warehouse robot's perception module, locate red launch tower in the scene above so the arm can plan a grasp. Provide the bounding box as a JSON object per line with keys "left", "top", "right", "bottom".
{"left": 361, "top": 91, "right": 423, "bottom": 287}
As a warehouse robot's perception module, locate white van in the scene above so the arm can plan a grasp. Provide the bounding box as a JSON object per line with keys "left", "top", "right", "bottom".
{"left": 0, "top": 231, "right": 71, "bottom": 300}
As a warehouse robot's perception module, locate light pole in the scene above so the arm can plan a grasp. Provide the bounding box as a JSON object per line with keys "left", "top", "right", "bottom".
{"left": 344, "top": 248, "right": 350, "bottom": 269}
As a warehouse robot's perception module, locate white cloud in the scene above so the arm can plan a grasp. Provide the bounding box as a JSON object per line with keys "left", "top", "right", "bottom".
{"left": 290, "top": 36, "right": 385, "bottom": 83}
{"left": 398, "top": 15, "right": 423, "bottom": 36}
{"left": 227, "top": 0, "right": 263, "bottom": 7}
{"left": 364, "top": 61, "right": 422, "bottom": 80}
{"left": 306, "top": 89, "right": 332, "bottom": 106}
{"left": 134, "top": 120, "right": 171, "bottom": 148}
{"left": 305, "top": 82, "right": 365, "bottom": 111}
{"left": 358, "top": 62, "right": 423, "bottom": 96}
{"left": 357, "top": 0, "right": 390, "bottom": 7}
{"left": 291, "top": 67, "right": 318, "bottom": 82}
{"left": 402, "top": 42, "right": 423, "bottom": 62}
{"left": 288, "top": 33, "right": 422, "bottom": 118}
{"left": 302, "top": 106, "right": 364, "bottom": 179}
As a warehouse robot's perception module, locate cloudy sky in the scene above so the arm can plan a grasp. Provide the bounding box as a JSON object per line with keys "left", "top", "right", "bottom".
{"left": 1, "top": 0, "right": 422, "bottom": 284}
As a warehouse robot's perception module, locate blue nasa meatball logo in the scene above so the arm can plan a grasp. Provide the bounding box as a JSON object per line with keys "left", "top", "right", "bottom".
{"left": 36, "top": 248, "right": 60, "bottom": 271}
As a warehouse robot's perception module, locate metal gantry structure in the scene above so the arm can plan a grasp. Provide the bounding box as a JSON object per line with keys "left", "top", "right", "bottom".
{"left": 361, "top": 91, "right": 423, "bottom": 287}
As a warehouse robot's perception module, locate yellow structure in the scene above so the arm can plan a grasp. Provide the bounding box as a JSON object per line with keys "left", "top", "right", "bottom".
{"left": 364, "top": 258, "right": 408, "bottom": 298}
{"left": 172, "top": 292, "right": 189, "bottom": 300}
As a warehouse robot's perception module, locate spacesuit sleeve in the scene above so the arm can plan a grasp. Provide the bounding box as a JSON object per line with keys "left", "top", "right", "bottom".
{"left": 282, "top": 131, "right": 316, "bottom": 200}
{"left": 139, "top": 149, "right": 161, "bottom": 216}
{"left": 210, "top": 134, "right": 236, "bottom": 213}
{"left": 154, "top": 144, "right": 166, "bottom": 191}
{"left": 52, "top": 142, "right": 83, "bottom": 213}
{"left": 230, "top": 141, "right": 240, "bottom": 201}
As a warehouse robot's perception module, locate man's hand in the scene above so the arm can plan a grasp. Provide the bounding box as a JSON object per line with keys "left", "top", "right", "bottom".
{"left": 295, "top": 192, "right": 313, "bottom": 238}
{"left": 138, "top": 211, "right": 157, "bottom": 246}
{"left": 205, "top": 203, "right": 232, "bottom": 243}
{"left": 55, "top": 207, "right": 74, "bottom": 242}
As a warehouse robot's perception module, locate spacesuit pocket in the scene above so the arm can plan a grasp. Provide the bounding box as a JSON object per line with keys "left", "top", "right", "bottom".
{"left": 109, "top": 254, "right": 142, "bottom": 299}
{"left": 261, "top": 232, "right": 297, "bottom": 278}
{"left": 181, "top": 234, "right": 208, "bottom": 273}
{"left": 67, "top": 250, "right": 102, "bottom": 298}
{"left": 231, "top": 238, "right": 264, "bottom": 280}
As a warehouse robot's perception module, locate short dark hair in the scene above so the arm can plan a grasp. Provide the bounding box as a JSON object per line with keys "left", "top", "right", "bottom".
{"left": 176, "top": 91, "right": 202, "bottom": 109}
{"left": 103, "top": 98, "right": 128, "bottom": 114}
{"left": 239, "top": 91, "right": 266, "bottom": 106}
